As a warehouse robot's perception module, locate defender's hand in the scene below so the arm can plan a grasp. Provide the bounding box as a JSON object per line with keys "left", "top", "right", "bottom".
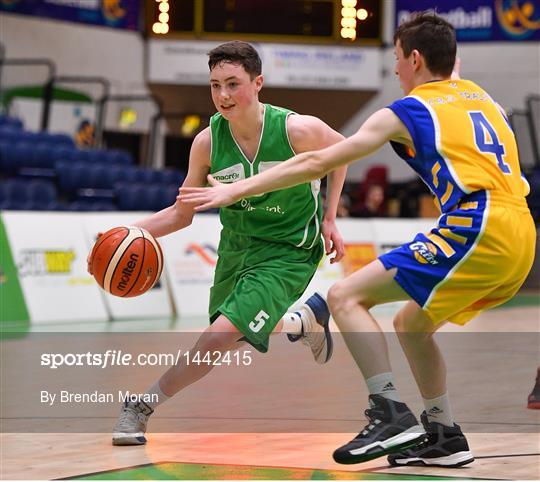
{"left": 178, "top": 175, "right": 240, "bottom": 211}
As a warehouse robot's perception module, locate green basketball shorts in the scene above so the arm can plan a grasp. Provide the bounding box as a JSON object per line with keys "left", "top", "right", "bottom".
{"left": 209, "top": 228, "right": 323, "bottom": 353}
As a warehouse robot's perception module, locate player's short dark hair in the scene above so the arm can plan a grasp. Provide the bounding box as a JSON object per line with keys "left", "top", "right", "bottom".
{"left": 394, "top": 12, "right": 456, "bottom": 77}
{"left": 208, "top": 41, "right": 262, "bottom": 79}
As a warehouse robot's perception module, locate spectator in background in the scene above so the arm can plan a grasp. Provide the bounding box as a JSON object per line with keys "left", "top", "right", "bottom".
{"left": 349, "top": 165, "right": 388, "bottom": 217}
{"left": 75, "top": 119, "right": 95, "bottom": 148}
{"left": 350, "top": 183, "right": 387, "bottom": 217}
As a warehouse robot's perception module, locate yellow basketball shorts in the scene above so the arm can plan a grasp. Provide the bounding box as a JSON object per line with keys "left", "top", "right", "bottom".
{"left": 379, "top": 190, "right": 536, "bottom": 325}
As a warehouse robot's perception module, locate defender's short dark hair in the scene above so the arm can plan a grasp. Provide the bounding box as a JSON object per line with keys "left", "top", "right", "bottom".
{"left": 208, "top": 41, "right": 262, "bottom": 79}
{"left": 394, "top": 12, "right": 456, "bottom": 77}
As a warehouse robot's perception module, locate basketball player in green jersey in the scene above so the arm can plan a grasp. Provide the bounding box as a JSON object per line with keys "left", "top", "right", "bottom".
{"left": 99, "top": 41, "right": 348, "bottom": 445}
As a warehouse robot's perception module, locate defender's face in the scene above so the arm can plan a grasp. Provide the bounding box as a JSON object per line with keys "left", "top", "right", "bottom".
{"left": 209, "top": 62, "right": 262, "bottom": 120}
{"left": 394, "top": 40, "right": 415, "bottom": 95}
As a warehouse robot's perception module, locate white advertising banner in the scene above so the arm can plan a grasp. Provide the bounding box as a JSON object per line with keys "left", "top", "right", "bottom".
{"left": 2, "top": 211, "right": 108, "bottom": 324}
{"left": 372, "top": 219, "right": 436, "bottom": 255}
{"left": 160, "top": 216, "right": 418, "bottom": 315}
{"left": 83, "top": 213, "right": 174, "bottom": 320}
{"left": 297, "top": 218, "right": 377, "bottom": 306}
{"left": 159, "top": 214, "right": 222, "bottom": 319}
{"left": 258, "top": 43, "right": 380, "bottom": 90}
{"left": 2, "top": 211, "right": 442, "bottom": 325}
{"left": 148, "top": 40, "right": 381, "bottom": 90}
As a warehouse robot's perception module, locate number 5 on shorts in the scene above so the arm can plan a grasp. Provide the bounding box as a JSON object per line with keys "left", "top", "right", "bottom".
{"left": 249, "top": 310, "right": 269, "bottom": 333}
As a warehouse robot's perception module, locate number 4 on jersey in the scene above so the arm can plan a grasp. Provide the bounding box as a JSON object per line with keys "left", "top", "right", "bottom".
{"left": 469, "top": 111, "right": 511, "bottom": 174}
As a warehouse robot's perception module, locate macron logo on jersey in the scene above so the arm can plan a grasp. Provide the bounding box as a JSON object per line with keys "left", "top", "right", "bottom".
{"left": 212, "top": 164, "right": 245, "bottom": 183}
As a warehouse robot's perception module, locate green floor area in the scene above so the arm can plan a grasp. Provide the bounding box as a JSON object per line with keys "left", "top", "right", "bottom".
{"left": 68, "top": 462, "right": 476, "bottom": 480}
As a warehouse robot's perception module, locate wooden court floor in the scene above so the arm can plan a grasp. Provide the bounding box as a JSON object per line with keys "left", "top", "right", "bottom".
{"left": 1, "top": 301, "right": 539, "bottom": 480}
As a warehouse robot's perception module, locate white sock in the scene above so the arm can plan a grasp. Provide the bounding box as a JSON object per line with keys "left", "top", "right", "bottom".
{"left": 282, "top": 311, "right": 303, "bottom": 335}
{"left": 423, "top": 393, "right": 454, "bottom": 427}
{"left": 366, "top": 372, "right": 401, "bottom": 402}
{"left": 144, "top": 380, "right": 171, "bottom": 410}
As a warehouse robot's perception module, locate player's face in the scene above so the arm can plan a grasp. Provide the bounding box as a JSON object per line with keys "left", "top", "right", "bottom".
{"left": 394, "top": 40, "right": 415, "bottom": 95}
{"left": 210, "top": 62, "right": 262, "bottom": 120}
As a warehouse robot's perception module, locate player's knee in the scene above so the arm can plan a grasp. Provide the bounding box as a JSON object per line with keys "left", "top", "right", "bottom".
{"left": 394, "top": 314, "right": 421, "bottom": 335}
{"left": 393, "top": 314, "right": 407, "bottom": 334}
{"left": 328, "top": 282, "right": 359, "bottom": 318}
{"left": 328, "top": 281, "right": 372, "bottom": 316}
{"left": 328, "top": 282, "right": 345, "bottom": 313}
{"left": 393, "top": 315, "right": 433, "bottom": 341}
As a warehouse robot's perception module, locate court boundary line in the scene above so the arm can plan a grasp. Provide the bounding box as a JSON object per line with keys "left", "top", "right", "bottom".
{"left": 55, "top": 460, "right": 508, "bottom": 481}
{"left": 3, "top": 416, "right": 539, "bottom": 427}
{"left": 474, "top": 453, "right": 540, "bottom": 459}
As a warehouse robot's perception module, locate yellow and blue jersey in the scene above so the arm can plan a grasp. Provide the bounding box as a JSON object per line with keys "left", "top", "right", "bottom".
{"left": 380, "top": 79, "right": 536, "bottom": 325}
{"left": 387, "top": 79, "right": 528, "bottom": 212}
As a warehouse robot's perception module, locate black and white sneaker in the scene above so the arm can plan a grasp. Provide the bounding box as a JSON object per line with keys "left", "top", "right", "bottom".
{"left": 287, "top": 293, "right": 333, "bottom": 364}
{"left": 112, "top": 400, "right": 154, "bottom": 446}
{"left": 333, "top": 394, "right": 424, "bottom": 464}
{"left": 387, "top": 411, "right": 474, "bottom": 468}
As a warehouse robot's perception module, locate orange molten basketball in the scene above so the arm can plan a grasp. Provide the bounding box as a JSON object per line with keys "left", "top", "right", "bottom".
{"left": 90, "top": 226, "right": 163, "bottom": 297}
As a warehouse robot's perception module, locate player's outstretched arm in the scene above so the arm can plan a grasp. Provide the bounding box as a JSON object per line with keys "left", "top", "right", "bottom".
{"left": 179, "top": 108, "right": 408, "bottom": 211}
{"left": 133, "top": 129, "right": 211, "bottom": 238}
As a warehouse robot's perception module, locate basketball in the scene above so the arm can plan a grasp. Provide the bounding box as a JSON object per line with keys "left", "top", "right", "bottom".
{"left": 89, "top": 226, "right": 163, "bottom": 297}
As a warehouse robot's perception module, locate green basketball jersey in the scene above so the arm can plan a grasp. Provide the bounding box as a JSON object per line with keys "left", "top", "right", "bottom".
{"left": 210, "top": 104, "right": 322, "bottom": 248}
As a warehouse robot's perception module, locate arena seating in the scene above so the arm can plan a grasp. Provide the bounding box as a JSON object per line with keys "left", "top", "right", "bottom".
{"left": 0, "top": 116, "right": 186, "bottom": 211}
{"left": 0, "top": 114, "right": 24, "bottom": 130}
{"left": 0, "top": 109, "right": 537, "bottom": 218}
{"left": 0, "top": 178, "right": 61, "bottom": 210}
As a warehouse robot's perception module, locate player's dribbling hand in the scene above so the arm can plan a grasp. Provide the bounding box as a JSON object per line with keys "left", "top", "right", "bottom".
{"left": 322, "top": 218, "right": 345, "bottom": 264}
{"left": 178, "top": 175, "right": 240, "bottom": 211}
{"left": 87, "top": 232, "right": 103, "bottom": 275}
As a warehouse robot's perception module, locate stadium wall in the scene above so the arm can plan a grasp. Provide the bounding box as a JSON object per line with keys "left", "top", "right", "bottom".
{"left": 1, "top": 4, "right": 539, "bottom": 181}
{"left": 0, "top": 13, "right": 146, "bottom": 95}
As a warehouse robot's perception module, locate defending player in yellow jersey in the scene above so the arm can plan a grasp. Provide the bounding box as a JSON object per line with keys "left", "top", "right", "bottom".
{"left": 380, "top": 78, "right": 534, "bottom": 326}
{"left": 179, "top": 13, "right": 536, "bottom": 469}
